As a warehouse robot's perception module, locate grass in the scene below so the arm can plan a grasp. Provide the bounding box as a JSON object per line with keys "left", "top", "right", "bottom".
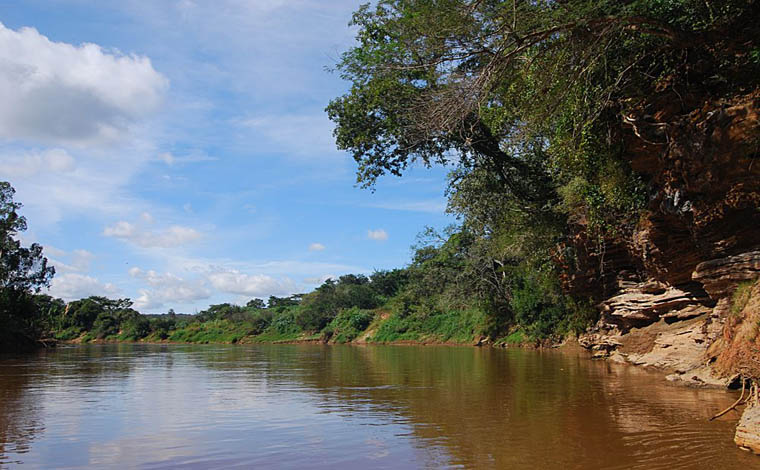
{"left": 54, "top": 327, "right": 83, "bottom": 341}
{"left": 370, "top": 308, "right": 486, "bottom": 343}
{"left": 731, "top": 280, "right": 757, "bottom": 316}
{"left": 167, "top": 320, "right": 254, "bottom": 344}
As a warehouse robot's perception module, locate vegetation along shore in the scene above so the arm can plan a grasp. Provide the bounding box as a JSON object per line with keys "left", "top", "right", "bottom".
{"left": 2, "top": 0, "right": 760, "bottom": 455}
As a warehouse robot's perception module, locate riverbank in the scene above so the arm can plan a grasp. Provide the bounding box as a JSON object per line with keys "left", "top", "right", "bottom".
{"left": 50, "top": 291, "right": 760, "bottom": 457}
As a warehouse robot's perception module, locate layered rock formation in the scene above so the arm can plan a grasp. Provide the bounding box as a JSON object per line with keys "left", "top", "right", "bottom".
{"left": 574, "top": 92, "right": 760, "bottom": 452}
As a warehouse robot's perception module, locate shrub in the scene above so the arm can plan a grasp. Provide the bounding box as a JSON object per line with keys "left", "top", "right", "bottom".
{"left": 328, "top": 307, "right": 374, "bottom": 343}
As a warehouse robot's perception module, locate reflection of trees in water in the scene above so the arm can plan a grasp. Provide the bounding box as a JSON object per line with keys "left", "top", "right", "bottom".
{"left": 1, "top": 345, "right": 749, "bottom": 469}
{"left": 183, "top": 344, "right": 750, "bottom": 469}
{"left": 0, "top": 353, "right": 46, "bottom": 465}
{"left": 0, "top": 345, "right": 140, "bottom": 466}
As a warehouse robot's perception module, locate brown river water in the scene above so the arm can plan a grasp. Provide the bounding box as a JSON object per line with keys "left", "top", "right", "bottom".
{"left": 0, "top": 344, "right": 755, "bottom": 469}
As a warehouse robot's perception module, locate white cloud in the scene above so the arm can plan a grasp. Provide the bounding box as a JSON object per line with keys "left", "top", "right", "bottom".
{"left": 0, "top": 148, "right": 75, "bottom": 178}
{"left": 49, "top": 248, "right": 95, "bottom": 275}
{"left": 104, "top": 220, "right": 202, "bottom": 248}
{"left": 207, "top": 269, "right": 297, "bottom": 297}
{"left": 0, "top": 143, "right": 155, "bottom": 225}
{"left": 0, "top": 23, "right": 169, "bottom": 226}
{"left": 129, "top": 267, "right": 211, "bottom": 310}
{"left": 308, "top": 242, "right": 325, "bottom": 251}
{"left": 367, "top": 229, "right": 388, "bottom": 241}
{"left": 0, "top": 22, "right": 168, "bottom": 146}
{"left": 48, "top": 273, "right": 119, "bottom": 300}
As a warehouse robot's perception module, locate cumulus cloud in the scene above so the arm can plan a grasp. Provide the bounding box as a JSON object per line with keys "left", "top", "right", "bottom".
{"left": 0, "top": 22, "right": 168, "bottom": 146}
{"left": 367, "top": 229, "right": 388, "bottom": 241}
{"left": 207, "top": 269, "right": 297, "bottom": 297}
{"left": 104, "top": 220, "right": 202, "bottom": 248}
{"left": 129, "top": 267, "right": 211, "bottom": 310}
{"left": 127, "top": 266, "right": 298, "bottom": 310}
{"left": 308, "top": 242, "right": 325, "bottom": 251}
{"left": 48, "top": 273, "right": 120, "bottom": 300}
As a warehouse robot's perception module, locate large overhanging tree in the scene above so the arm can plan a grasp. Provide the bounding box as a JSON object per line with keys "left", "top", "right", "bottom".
{"left": 327, "top": 0, "right": 759, "bottom": 334}
{"left": 327, "top": 0, "right": 759, "bottom": 223}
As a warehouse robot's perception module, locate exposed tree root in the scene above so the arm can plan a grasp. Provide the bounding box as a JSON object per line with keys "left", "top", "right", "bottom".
{"left": 711, "top": 378, "right": 757, "bottom": 421}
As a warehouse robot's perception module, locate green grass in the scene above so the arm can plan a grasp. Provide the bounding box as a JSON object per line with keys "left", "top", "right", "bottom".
{"left": 167, "top": 320, "right": 253, "bottom": 344}
{"left": 370, "top": 308, "right": 486, "bottom": 343}
{"left": 502, "top": 329, "right": 528, "bottom": 345}
{"left": 245, "top": 330, "right": 310, "bottom": 343}
{"left": 54, "top": 327, "right": 83, "bottom": 341}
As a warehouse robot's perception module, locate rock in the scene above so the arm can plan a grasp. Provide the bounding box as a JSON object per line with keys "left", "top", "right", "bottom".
{"left": 736, "top": 399, "right": 760, "bottom": 454}
{"left": 664, "top": 365, "right": 731, "bottom": 388}
{"left": 608, "top": 351, "right": 628, "bottom": 364}
{"left": 599, "top": 280, "right": 711, "bottom": 330}
{"left": 693, "top": 250, "right": 760, "bottom": 299}
{"left": 694, "top": 251, "right": 760, "bottom": 298}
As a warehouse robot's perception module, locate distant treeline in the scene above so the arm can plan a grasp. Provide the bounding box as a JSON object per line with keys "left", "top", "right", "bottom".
{"left": 2, "top": 174, "right": 587, "bottom": 351}
{"left": 26, "top": 225, "right": 592, "bottom": 347}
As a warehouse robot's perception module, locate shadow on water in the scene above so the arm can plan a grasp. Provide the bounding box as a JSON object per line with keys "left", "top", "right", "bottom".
{"left": 0, "top": 344, "right": 756, "bottom": 469}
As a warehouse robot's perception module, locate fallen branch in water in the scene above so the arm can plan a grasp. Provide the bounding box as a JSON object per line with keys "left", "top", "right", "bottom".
{"left": 710, "top": 378, "right": 747, "bottom": 421}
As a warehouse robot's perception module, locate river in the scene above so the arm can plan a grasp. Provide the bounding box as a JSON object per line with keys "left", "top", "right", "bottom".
{"left": 0, "top": 344, "right": 754, "bottom": 469}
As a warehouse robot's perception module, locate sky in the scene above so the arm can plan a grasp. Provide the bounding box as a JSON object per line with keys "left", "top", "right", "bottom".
{"left": 0, "top": 0, "right": 454, "bottom": 313}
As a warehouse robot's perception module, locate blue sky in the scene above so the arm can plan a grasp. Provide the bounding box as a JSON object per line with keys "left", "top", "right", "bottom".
{"left": 0, "top": 1, "right": 453, "bottom": 313}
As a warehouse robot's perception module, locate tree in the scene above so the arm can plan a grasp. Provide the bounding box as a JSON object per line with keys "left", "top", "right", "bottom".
{"left": 246, "top": 298, "right": 266, "bottom": 309}
{"left": 0, "top": 182, "right": 56, "bottom": 349}
{"left": 0, "top": 182, "right": 54, "bottom": 293}
{"left": 327, "top": 0, "right": 759, "bottom": 222}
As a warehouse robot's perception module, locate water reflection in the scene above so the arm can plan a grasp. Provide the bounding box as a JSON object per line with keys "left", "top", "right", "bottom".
{"left": 0, "top": 344, "right": 754, "bottom": 469}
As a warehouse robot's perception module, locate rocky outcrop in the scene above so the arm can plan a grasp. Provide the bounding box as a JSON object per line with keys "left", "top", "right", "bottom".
{"left": 599, "top": 280, "right": 711, "bottom": 331}
{"left": 572, "top": 90, "right": 760, "bottom": 453}
{"left": 693, "top": 251, "right": 760, "bottom": 300}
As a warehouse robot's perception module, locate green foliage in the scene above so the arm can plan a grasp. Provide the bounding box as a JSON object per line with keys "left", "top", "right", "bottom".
{"left": 54, "top": 326, "right": 83, "bottom": 341}
{"left": 325, "top": 0, "right": 760, "bottom": 345}
{"left": 327, "top": 307, "right": 374, "bottom": 343}
{"left": 295, "top": 275, "right": 384, "bottom": 332}
{"left": 502, "top": 330, "right": 527, "bottom": 346}
{"left": 371, "top": 307, "right": 486, "bottom": 343}
{"left": 0, "top": 182, "right": 56, "bottom": 350}
{"left": 92, "top": 314, "right": 120, "bottom": 339}
{"left": 168, "top": 319, "right": 252, "bottom": 344}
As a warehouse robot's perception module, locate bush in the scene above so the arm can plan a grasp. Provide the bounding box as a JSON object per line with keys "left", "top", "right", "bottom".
{"left": 92, "top": 314, "right": 119, "bottom": 339}
{"left": 328, "top": 307, "right": 374, "bottom": 343}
